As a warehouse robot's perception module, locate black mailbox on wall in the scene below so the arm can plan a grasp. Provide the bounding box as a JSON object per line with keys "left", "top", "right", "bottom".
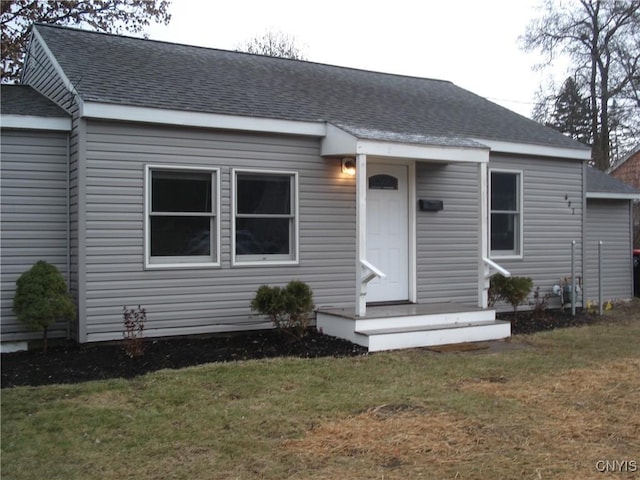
{"left": 419, "top": 199, "right": 444, "bottom": 212}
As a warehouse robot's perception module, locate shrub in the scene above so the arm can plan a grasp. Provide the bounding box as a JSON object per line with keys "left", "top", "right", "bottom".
{"left": 123, "top": 305, "right": 146, "bottom": 357}
{"left": 13, "top": 260, "right": 76, "bottom": 352}
{"left": 532, "top": 286, "right": 550, "bottom": 320}
{"left": 489, "top": 274, "right": 533, "bottom": 316}
{"left": 251, "top": 280, "right": 315, "bottom": 341}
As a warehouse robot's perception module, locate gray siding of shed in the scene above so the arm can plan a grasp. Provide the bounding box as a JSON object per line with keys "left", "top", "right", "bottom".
{"left": 585, "top": 199, "right": 633, "bottom": 301}
{"left": 487, "top": 155, "right": 584, "bottom": 308}
{"left": 0, "top": 129, "right": 70, "bottom": 341}
{"left": 82, "top": 120, "right": 356, "bottom": 341}
{"left": 416, "top": 162, "right": 480, "bottom": 304}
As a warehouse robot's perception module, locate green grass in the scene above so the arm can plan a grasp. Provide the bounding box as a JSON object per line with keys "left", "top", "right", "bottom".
{"left": 2, "top": 311, "right": 639, "bottom": 480}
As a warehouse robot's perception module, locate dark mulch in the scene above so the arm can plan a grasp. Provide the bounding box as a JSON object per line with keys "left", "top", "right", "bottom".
{"left": 1, "top": 329, "right": 367, "bottom": 389}
{"left": 0, "top": 306, "right": 615, "bottom": 389}
{"left": 503, "top": 306, "right": 600, "bottom": 335}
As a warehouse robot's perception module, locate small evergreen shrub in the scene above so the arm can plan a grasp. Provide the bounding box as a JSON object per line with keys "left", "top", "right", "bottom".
{"left": 123, "top": 305, "right": 146, "bottom": 357}
{"left": 13, "top": 260, "right": 76, "bottom": 352}
{"left": 489, "top": 274, "right": 533, "bottom": 316}
{"left": 251, "top": 280, "right": 315, "bottom": 341}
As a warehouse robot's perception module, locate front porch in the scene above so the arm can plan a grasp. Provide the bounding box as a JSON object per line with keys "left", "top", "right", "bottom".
{"left": 317, "top": 303, "right": 510, "bottom": 352}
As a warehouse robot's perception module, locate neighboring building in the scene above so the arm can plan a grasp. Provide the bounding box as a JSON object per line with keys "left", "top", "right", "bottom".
{"left": 2, "top": 23, "right": 623, "bottom": 352}
{"left": 611, "top": 144, "right": 640, "bottom": 248}
{"left": 611, "top": 144, "right": 640, "bottom": 187}
{"left": 585, "top": 167, "right": 640, "bottom": 303}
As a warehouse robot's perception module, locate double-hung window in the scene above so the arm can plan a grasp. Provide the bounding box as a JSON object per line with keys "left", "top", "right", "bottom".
{"left": 233, "top": 170, "right": 298, "bottom": 265}
{"left": 490, "top": 169, "right": 522, "bottom": 258}
{"left": 145, "top": 166, "right": 219, "bottom": 267}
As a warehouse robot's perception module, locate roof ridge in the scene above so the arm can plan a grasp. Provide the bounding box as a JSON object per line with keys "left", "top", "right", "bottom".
{"left": 32, "top": 23, "right": 453, "bottom": 85}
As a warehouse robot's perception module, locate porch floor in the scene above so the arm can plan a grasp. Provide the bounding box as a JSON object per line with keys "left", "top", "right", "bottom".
{"left": 318, "top": 302, "right": 486, "bottom": 320}
{"left": 316, "top": 302, "right": 510, "bottom": 352}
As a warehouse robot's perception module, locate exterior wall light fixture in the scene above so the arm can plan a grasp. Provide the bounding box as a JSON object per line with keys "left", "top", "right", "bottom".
{"left": 341, "top": 157, "right": 356, "bottom": 176}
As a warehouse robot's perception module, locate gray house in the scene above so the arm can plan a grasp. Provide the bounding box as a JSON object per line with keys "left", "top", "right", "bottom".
{"left": 2, "top": 23, "right": 632, "bottom": 352}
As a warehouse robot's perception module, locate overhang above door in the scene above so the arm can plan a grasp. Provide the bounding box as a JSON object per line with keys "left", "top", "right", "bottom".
{"left": 321, "top": 123, "right": 490, "bottom": 163}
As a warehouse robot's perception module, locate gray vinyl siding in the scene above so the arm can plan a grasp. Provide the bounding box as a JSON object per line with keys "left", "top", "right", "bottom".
{"left": 22, "top": 29, "right": 84, "bottom": 339}
{"left": 416, "top": 162, "right": 480, "bottom": 304}
{"left": 22, "top": 31, "right": 74, "bottom": 112}
{"left": 83, "top": 120, "right": 355, "bottom": 341}
{"left": 0, "top": 129, "right": 70, "bottom": 341}
{"left": 585, "top": 199, "right": 633, "bottom": 301}
{"left": 489, "top": 154, "right": 584, "bottom": 308}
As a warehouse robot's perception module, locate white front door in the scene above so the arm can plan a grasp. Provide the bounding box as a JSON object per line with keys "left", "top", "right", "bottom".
{"left": 366, "top": 163, "right": 409, "bottom": 303}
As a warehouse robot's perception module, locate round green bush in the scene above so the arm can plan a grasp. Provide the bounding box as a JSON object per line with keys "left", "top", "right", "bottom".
{"left": 13, "top": 260, "right": 76, "bottom": 351}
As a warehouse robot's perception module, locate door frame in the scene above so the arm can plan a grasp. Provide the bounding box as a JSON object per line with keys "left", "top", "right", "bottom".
{"left": 366, "top": 158, "right": 417, "bottom": 305}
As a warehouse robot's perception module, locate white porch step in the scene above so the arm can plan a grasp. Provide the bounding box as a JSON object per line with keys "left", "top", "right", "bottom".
{"left": 361, "top": 320, "right": 510, "bottom": 352}
{"left": 316, "top": 303, "right": 509, "bottom": 352}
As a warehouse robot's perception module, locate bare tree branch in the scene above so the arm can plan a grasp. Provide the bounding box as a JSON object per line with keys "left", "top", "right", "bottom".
{"left": 1, "top": 0, "right": 172, "bottom": 83}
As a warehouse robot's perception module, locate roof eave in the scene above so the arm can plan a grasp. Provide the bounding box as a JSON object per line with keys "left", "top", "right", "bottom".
{"left": 471, "top": 138, "right": 591, "bottom": 160}
{"left": 80, "top": 101, "right": 326, "bottom": 137}
{"left": 586, "top": 192, "right": 640, "bottom": 200}
{"left": 1, "top": 114, "right": 71, "bottom": 131}
{"left": 322, "top": 124, "right": 490, "bottom": 163}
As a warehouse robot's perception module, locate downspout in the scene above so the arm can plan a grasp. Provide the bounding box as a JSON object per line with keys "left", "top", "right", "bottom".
{"left": 66, "top": 131, "right": 71, "bottom": 340}
{"left": 582, "top": 160, "right": 587, "bottom": 307}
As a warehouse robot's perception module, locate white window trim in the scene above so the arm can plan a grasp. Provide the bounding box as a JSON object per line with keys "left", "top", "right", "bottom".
{"left": 489, "top": 168, "right": 524, "bottom": 260}
{"left": 232, "top": 168, "right": 300, "bottom": 266}
{"left": 144, "top": 164, "right": 221, "bottom": 269}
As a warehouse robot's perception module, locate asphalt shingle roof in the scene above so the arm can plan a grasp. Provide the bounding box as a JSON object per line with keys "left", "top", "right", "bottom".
{"left": 33, "top": 24, "right": 588, "bottom": 151}
{"left": 587, "top": 166, "right": 640, "bottom": 195}
{"left": 1, "top": 84, "right": 69, "bottom": 117}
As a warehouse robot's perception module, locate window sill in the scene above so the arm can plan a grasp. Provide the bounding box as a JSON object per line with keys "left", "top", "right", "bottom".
{"left": 489, "top": 253, "right": 523, "bottom": 261}
{"left": 232, "top": 259, "right": 299, "bottom": 267}
{"left": 145, "top": 261, "right": 221, "bottom": 270}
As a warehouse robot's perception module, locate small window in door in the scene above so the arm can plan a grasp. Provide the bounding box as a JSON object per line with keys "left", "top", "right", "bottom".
{"left": 369, "top": 174, "right": 398, "bottom": 190}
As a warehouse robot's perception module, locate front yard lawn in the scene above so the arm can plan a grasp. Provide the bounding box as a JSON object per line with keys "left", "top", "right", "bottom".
{"left": 2, "top": 304, "right": 638, "bottom": 479}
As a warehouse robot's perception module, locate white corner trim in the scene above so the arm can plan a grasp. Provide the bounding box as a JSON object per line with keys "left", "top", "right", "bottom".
{"left": 80, "top": 102, "right": 326, "bottom": 137}
{"left": 586, "top": 192, "right": 640, "bottom": 200}
{"left": 1, "top": 114, "right": 71, "bottom": 131}
{"left": 472, "top": 137, "right": 591, "bottom": 160}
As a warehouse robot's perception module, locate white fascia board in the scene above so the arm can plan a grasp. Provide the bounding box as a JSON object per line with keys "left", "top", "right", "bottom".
{"left": 322, "top": 124, "right": 489, "bottom": 162}
{"left": 320, "top": 123, "right": 358, "bottom": 156}
{"left": 80, "top": 102, "right": 326, "bottom": 137}
{"left": 472, "top": 137, "right": 591, "bottom": 160}
{"left": 356, "top": 139, "right": 489, "bottom": 163}
{"left": 1, "top": 114, "right": 71, "bottom": 131}
{"left": 586, "top": 192, "right": 640, "bottom": 200}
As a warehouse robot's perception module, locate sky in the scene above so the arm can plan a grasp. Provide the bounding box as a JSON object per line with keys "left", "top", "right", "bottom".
{"left": 146, "top": 0, "right": 563, "bottom": 119}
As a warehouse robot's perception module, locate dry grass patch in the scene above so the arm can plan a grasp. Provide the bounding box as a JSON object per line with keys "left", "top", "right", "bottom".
{"left": 285, "top": 358, "right": 639, "bottom": 479}
{"left": 285, "top": 405, "right": 492, "bottom": 469}
{"left": 459, "top": 358, "right": 639, "bottom": 467}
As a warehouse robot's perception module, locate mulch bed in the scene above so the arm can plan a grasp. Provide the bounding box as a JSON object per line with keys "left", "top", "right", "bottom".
{"left": 1, "top": 329, "right": 367, "bottom": 389}
{"left": 504, "top": 306, "right": 600, "bottom": 335}
{"left": 0, "top": 307, "right": 604, "bottom": 389}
